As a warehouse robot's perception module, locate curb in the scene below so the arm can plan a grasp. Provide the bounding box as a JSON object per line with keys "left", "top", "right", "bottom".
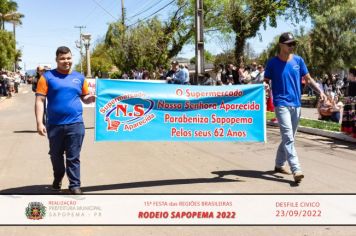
{"left": 267, "top": 121, "right": 356, "bottom": 144}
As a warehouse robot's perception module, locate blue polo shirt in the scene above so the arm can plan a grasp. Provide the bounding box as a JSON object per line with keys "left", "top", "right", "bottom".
{"left": 36, "top": 69, "right": 89, "bottom": 125}
{"left": 264, "top": 55, "right": 308, "bottom": 107}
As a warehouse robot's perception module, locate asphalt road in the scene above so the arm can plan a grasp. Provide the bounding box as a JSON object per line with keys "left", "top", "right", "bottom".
{"left": 1, "top": 84, "right": 355, "bottom": 235}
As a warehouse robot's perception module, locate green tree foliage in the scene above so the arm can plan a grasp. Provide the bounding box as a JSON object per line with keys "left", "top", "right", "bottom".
{"left": 218, "top": 0, "right": 324, "bottom": 66}
{"left": 0, "top": 0, "right": 23, "bottom": 30}
{"left": 106, "top": 18, "right": 169, "bottom": 73}
{"left": 189, "top": 50, "right": 215, "bottom": 64}
{"left": 0, "top": 0, "right": 24, "bottom": 71}
{"left": 310, "top": 0, "right": 356, "bottom": 76}
{"left": 98, "top": 0, "right": 353, "bottom": 77}
{"left": 0, "top": 30, "right": 16, "bottom": 70}
{"left": 105, "top": 2, "right": 193, "bottom": 73}
{"left": 213, "top": 50, "right": 235, "bottom": 71}
{"left": 76, "top": 42, "right": 113, "bottom": 78}
{"left": 90, "top": 44, "right": 113, "bottom": 78}
{"left": 258, "top": 0, "right": 355, "bottom": 77}
{"left": 176, "top": 0, "right": 330, "bottom": 67}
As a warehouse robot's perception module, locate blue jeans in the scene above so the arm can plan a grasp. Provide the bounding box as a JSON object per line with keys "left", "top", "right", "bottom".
{"left": 47, "top": 122, "right": 85, "bottom": 190}
{"left": 274, "top": 106, "right": 302, "bottom": 173}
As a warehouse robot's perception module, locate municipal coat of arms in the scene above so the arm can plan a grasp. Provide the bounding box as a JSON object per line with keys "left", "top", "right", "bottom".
{"left": 25, "top": 202, "right": 46, "bottom": 220}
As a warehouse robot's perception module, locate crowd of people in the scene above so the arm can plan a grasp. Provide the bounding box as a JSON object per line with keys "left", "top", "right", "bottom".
{"left": 118, "top": 60, "right": 265, "bottom": 86}
{"left": 214, "top": 62, "right": 265, "bottom": 86}
{"left": 0, "top": 70, "right": 25, "bottom": 98}
{"left": 315, "top": 71, "right": 356, "bottom": 128}
{"left": 120, "top": 61, "right": 190, "bottom": 84}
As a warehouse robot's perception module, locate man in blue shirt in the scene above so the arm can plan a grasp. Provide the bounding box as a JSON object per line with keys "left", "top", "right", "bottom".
{"left": 264, "top": 32, "right": 326, "bottom": 184}
{"left": 35, "top": 46, "right": 95, "bottom": 194}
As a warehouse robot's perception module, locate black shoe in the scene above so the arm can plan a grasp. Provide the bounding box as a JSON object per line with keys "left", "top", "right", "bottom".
{"left": 70, "top": 188, "right": 83, "bottom": 195}
{"left": 52, "top": 180, "right": 62, "bottom": 191}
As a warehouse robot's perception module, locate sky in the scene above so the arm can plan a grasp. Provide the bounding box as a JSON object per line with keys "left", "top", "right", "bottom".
{"left": 7, "top": 0, "right": 311, "bottom": 71}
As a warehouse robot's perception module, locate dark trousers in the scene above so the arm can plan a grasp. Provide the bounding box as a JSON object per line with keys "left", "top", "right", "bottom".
{"left": 47, "top": 122, "right": 85, "bottom": 190}
{"left": 14, "top": 82, "right": 19, "bottom": 93}
{"left": 0, "top": 81, "right": 7, "bottom": 96}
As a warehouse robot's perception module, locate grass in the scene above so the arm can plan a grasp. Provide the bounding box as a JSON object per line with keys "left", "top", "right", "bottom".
{"left": 266, "top": 111, "right": 341, "bottom": 132}
{"left": 301, "top": 95, "right": 317, "bottom": 101}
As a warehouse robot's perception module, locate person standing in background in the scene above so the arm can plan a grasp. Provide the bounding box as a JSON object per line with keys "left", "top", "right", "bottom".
{"left": 341, "top": 67, "right": 356, "bottom": 138}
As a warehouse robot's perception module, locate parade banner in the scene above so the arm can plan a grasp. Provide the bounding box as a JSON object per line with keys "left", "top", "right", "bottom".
{"left": 95, "top": 80, "right": 266, "bottom": 142}
{"left": 1, "top": 194, "right": 356, "bottom": 225}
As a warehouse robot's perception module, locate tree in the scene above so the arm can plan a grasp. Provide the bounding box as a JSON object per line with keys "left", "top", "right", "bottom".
{"left": 0, "top": 0, "right": 23, "bottom": 30}
{"left": 105, "top": 4, "right": 196, "bottom": 73}
{"left": 0, "top": 30, "right": 16, "bottom": 70}
{"left": 0, "top": 0, "right": 24, "bottom": 71}
{"left": 218, "top": 0, "right": 324, "bottom": 66}
{"left": 105, "top": 18, "right": 170, "bottom": 73}
{"left": 258, "top": 0, "right": 355, "bottom": 78}
{"left": 179, "top": 0, "right": 349, "bottom": 67}
{"left": 310, "top": 0, "right": 356, "bottom": 76}
{"left": 76, "top": 42, "right": 113, "bottom": 78}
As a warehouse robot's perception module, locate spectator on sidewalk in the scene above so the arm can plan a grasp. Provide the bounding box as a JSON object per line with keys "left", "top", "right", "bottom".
{"left": 166, "top": 61, "right": 189, "bottom": 85}
{"left": 215, "top": 64, "right": 225, "bottom": 85}
{"left": 35, "top": 46, "right": 95, "bottom": 195}
{"left": 14, "top": 72, "right": 21, "bottom": 93}
{"left": 6, "top": 72, "right": 15, "bottom": 98}
{"left": 264, "top": 32, "right": 327, "bottom": 184}
{"left": 341, "top": 66, "right": 356, "bottom": 138}
{"left": 317, "top": 91, "right": 343, "bottom": 123}
{"left": 0, "top": 71, "right": 8, "bottom": 97}
{"left": 251, "top": 64, "right": 265, "bottom": 84}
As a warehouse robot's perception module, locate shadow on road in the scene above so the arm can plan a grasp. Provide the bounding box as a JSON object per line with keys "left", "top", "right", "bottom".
{"left": 0, "top": 177, "right": 239, "bottom": 194}
{"left": 211, "top": 169, "right": 299, "bottom": 187}
{"left": 13, "top": 130, "right": 37, "bottom": 133}
{"left": 307, "top": 137, "right": 356, "bottom": 151}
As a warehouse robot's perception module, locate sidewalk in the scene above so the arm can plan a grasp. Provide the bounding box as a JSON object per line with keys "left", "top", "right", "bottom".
{"left": 301, "top": 107, "right": 319, "bottom": 120}
{"left": 0, "top": 83, "right": 28, "bottom": 103}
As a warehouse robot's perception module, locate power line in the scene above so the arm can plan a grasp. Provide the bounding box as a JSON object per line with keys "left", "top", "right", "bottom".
{"left": 91, "top": 0, "right": 118, "bottom": 21}
{"left": 127, "top": 0, "right": 167, "bottom": 19}
{"left": 125, "top": 0, "right": 155, "bottom": 20}
{"left": 127, "top": 0, "right": 175, "bottom": 28}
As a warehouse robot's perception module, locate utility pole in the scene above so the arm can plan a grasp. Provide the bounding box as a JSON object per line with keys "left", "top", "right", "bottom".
{"left": 12, "top": 21, "right": 18, "bottom": 72}
{"left": 82, "top": 34, "right": 92, "bottom": 78}
{"left": 195, "top": 0, "right": 204, "bottom": 85}
{"left": 74, "top": 25, "right": 86, "bottom": 74}
{"left": 13, "top": 22, "right": 17, "bottom": 72}
{"left": 121, "top": 0, "right": 127, "bottom": 62}
{"left": 121, "top": 0, "right": 125, "bottom": 27}
{"left": 121, "top": 0, "right": 126, "bottom": 45}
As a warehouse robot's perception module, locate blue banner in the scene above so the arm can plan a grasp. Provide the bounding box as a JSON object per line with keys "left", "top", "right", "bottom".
{"left": 95, "top": 79, "right": 266, "bottom": 142}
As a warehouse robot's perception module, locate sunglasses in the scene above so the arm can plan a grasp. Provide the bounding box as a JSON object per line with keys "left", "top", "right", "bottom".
{"left": 283, "top": 42, "right": 297, "bottom": 47}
